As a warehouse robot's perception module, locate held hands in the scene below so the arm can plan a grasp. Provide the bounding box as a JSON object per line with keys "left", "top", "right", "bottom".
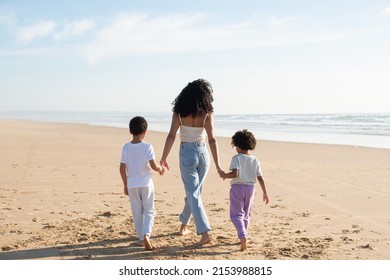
{"left": 158, "top": 159, "right": 168, "bottom": 175}
{"left": 159, "top": 166, "right": 165, "bottom": 176}
{"left": 160, "top": 159, "right": 169, "bottom": 171}
{"left": 217, "top": 169, "right": 227, "bottom": 180}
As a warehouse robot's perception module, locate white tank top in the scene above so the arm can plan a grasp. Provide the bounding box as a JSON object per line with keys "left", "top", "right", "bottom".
{"left": 179, "top": 114, "right": 208, "bottom": 143}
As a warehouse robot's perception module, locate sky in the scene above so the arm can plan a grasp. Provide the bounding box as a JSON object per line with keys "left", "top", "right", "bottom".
{"left": 1, "top": 0, "right": 390, "bottom": 114}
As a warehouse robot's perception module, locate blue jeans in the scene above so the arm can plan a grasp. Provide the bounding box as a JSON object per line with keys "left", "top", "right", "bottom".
{"left": 179, "top": 142, "right": 211, "bottom": 235}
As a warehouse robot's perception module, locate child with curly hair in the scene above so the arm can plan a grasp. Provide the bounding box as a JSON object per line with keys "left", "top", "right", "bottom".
{"left": 218, "top": 129, "right": 269, "bottom": 251}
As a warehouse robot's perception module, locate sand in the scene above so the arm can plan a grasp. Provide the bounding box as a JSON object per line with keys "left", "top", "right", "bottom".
{"left": 0, "top": 119, "right": 389, "bottom": 260}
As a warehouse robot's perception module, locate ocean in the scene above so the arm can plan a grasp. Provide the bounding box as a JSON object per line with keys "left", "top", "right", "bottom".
{"left": 1, "top": 111, "right": 389, "bottom": 149}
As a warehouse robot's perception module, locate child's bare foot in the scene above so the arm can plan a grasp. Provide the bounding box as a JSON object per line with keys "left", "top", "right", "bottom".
{"left": 179, "top": 224, "right": 191, "bottom": 236}
{"left": 197, "top": 232, "right": 211, "bottom": 246}
{"left": 130, "top": 240, "right": 144, "bottom": 247}
{"left": 144, "top": 235, "right": 156, "bottom": 251}
{"left": 240, "top": 238, "right": 247, "bottom": 251}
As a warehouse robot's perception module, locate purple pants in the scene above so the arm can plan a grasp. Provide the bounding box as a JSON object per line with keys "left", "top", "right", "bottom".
{"left": 230, "top": 184, "right": 255, "bottom": 240}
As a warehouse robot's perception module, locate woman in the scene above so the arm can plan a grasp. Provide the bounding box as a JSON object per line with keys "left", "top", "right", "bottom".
{"left": 160, "top": 79, "right": 222, "bottom": 246}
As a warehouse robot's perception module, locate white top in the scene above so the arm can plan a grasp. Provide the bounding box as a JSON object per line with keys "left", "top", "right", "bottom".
{"left": 229, "top": 153, "right": 263, "bottom": 186}
{"left": 179, "top": 114, "right": 207, "bottom": 143}
{"left": 120, "top": 141, "right": 155, "bottom": 189}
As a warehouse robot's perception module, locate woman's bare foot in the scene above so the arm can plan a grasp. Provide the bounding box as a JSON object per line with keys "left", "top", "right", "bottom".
{"left": 130, "top": 240, "right": 144, "bottom": 247}
{"left": 197, "top": 232, "right": 211, "bottom": 246}
{"left": 144, "top": 235, "right": 156, "bottom": 251}
{"left": 240, "top": 238, "right": 247, "bottom": 251}
{"left": 179, "top": 224, "right": 191, "bottom": 236}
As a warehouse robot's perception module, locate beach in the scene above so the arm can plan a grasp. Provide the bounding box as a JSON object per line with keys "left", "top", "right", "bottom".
{"left": 1, "top": 119, "right": 389, "bottom": 260}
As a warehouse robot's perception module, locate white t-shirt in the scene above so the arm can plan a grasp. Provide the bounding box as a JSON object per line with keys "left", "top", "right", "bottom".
{"left": 229, "top": 153, "right": 263, "bottom": 186}
{"left": 120, "top": 141, "right": 155, "bottom": 189}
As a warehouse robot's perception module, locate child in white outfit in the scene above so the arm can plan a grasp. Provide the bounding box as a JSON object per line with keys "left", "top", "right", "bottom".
{"left": 119, "top": 116, "right": 164, "bottom": 250}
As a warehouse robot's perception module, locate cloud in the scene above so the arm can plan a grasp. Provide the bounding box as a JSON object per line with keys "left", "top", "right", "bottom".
{"left": 265, "top": 16, "right": 300, "bottom": 28}
{"left": 81, "top": 12, "right": 335, "bottom": 64}
{"left": 55, "top": 19, "right": 95, "bottom": 40}
{"left": 2, "top": 11, "right": 351, "bottom": 63}
{"left": 377, "top": 7, "right": 390, "bottom": 17}
{"left": 81, "top": 12, "right": 217, "bottom": 62}
{"left": 0, "top": 47, "right": 52, "bottom": 57}
{"left": 17, "top": 20, "right": 56, "bottom": 42}
{"left": 0, "top": 12, "right": 15, "bottom": 25}
{"left": 13, "top": 18, "right": 94, "bottom": 43}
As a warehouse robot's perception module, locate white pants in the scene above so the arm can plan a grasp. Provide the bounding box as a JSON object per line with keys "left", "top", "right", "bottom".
{"left": 128, "top": 185, "right": 156, "bottom": 240}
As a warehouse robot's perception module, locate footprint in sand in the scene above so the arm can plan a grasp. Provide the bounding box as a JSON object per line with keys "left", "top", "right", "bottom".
{"left": 341, "top": 236, "right": 353, "bottom": 243}
{"left": 210, "top": 208, "right": 225, "bottom": 212}
{"left": 2, "top": 246, "right": 13, "bottom": 252}
{"left": 42, "top": 223, "right": 55, "bottom": 229}
{"left": 98, "top": 211, "right": 114, "bottom": 217}
{"left": 359, "top": 244, "right": 373, "bottom": 250}
{"left": 270, "top": 204, "right": 286, "bottom": 209}
{"left": 301, "top": 212, "right": 310, "bottom": 217}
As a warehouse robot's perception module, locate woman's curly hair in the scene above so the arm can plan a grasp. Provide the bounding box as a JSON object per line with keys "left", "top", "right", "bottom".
{"left": 231, "top": 129, "right": 257, "bottom": 151}
{"left": 172, "top": 79, "right": 214, "bottom": 117}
